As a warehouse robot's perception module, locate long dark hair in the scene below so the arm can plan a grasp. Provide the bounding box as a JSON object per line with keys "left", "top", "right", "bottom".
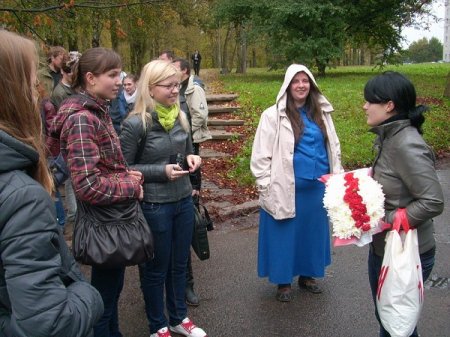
{"left": 364, "top": 71, "right": 428, "bottom": 134}
{"left": 285, "top": 72, "right": 327, "bottom": 144}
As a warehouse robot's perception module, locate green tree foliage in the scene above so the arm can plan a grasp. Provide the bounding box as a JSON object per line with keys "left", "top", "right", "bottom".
{"left": 212, "top": 0, "right": 434, "bottom": 75}
{"left": 428, "top": 37, "right": 444, "bottom": 62}
{"left": 254, "top": 0, "right": 347, "bottom": 76}
{"left": 1, "top": 0, "right": 436, "bottom": 74}
{"left": 407, "top": 37, "right": 444, "bottom": 63}
{"left": 346, "top": 0, "right": 433, "bottom": 61}
{"left": 0, "top": 0, "right": 209, "bottom": 72}
{"left": 211, "top": 0, "right": 255, "bottom": 73}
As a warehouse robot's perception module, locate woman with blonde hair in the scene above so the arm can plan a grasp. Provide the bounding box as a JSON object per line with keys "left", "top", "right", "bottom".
{"left": 120, "top": 60, "right": 207, "bottom": 337}
{"left": 0, "top": 29, "right": 103, "bottom": 337}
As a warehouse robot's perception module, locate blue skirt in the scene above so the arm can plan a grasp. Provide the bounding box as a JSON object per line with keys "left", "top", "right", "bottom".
{"left": 257, "top": 177, "right": 331, "bottom": 284}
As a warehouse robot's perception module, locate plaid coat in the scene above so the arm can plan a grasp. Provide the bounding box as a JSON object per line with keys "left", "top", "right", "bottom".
{"left": 51, "top": 93, "right": 141, "bottom": 205}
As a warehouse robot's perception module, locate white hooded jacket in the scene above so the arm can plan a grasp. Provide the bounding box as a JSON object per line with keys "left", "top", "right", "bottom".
{"left": 250, "top": 64, "right": 343, "bottom": 220}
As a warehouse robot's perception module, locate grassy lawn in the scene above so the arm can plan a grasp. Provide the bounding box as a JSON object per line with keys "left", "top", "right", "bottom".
{"left": 220, "top": 64, "right": 450, "bottom": 186}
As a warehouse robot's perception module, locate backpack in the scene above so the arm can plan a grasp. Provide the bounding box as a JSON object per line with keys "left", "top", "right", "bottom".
{"left": 192, "top": 76, "right": 205, "bottom": 90}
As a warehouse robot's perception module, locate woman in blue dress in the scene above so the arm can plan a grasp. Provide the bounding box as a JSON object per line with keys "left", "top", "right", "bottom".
{"left": 251, "top": 64, "right": 343, "bottom": 302}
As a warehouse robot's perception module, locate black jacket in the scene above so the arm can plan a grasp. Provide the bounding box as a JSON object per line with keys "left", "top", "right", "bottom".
{"left": 370, "top": 120, "right": 444, "bottom": 256}
{"left": 0, "top": 130, "right": 103, "bottom": 337}
{"left": 120, "top": 113, "right": 193, "bottom": 203}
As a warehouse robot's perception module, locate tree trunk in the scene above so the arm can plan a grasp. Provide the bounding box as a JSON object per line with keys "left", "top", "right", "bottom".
{"left": 236, "top": 24, "right": 247, "bottom": 74}
{"left": 130, "top": 42, "right": 138, "bottom": 74}
{"left": 136, "top": 41, "right": 146, "bottom": 74}
{"left": 221, "top": 24, "right": 232, "bottom": 74}
{"left": 343, "top": 46, "right": 349, "bottom": 66}
{"left": 66, "top": 15, "right": 78, "bottom": 51}
{"left": 316, "top": 58, "right": 326, "bottom": 76}
{"left": 230, "top": 38, "right": 237, "bottom": 73}
{"left": 67, "top": 35, "right": 78, "bottom": 51}
{"left": 92, "top": 35, "right": 100, "bottom": 48}
{"left": 213, "top": 30, "right": 220, "bottom": 68}
{"left": 444, "top": 72, "right": 450, "bottom": 98}
{"left": 110, "top": 19, "right": 119, "bottom": 51}
{"left": 353, "top": 48, "right": 357, "bottom": 65}
{"left": 91, "top": 10, "right": 102, "bottom": 48}
{"left": 129, "top": 35, "right": 146, "bottom": 74}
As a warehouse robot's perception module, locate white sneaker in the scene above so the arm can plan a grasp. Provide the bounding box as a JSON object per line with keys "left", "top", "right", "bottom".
{"left": 169, "top": 317, "right": 207, "bottom": 337}
{"left": 150, "top": 326, "right": 172, "bottom": 337}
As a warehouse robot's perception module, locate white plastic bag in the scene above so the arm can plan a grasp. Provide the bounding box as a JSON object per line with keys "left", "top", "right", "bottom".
{"left": 376, "top": 208, "right": 424, "bottom": 337}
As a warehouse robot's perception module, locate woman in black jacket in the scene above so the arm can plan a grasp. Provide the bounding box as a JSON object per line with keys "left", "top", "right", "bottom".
{"left": 0, "top": 29, "right": 103, "bottom": 337}
{"left": 364, "top": 71, "right": 444, "bottom": 337}
{"left": 120, "top": 60, "right": 206, "bottom": 337}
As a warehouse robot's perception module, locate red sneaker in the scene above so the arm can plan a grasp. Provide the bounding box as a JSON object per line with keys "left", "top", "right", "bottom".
{"left": 150, "top": 327, "right": 172, "bottom": 337}
{"left": 169, "top": 317, "right": 207, "bottom": 337}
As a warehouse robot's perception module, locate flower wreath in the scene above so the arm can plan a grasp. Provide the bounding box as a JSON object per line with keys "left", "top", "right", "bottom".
{"left": 321, "top": 168, "right": 386, "bottom": 247}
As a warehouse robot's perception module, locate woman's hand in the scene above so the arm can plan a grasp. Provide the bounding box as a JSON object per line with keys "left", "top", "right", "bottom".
{"left": 186, "top": 154, "right": 201, "bottom": 172}
{"left": 128, "top": 170, "right": 143, "bottom": 184}
{"left": 138, "top": 185, "right": 144, "bottom": 201}
{"left": 128, "top": 170, "right": 144, "bottom": 200}
{"left": 165, "top": 164, "right": 189, "bottom": 181}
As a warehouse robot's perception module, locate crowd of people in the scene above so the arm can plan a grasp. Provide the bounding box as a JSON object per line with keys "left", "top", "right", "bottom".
{"left": 0, "top": 28, "right": 445, "bottom": 337}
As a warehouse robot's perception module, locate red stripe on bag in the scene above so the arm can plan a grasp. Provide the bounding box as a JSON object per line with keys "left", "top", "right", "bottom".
{"left": 418, "top": 265, "right": 424, "bottom": 303}
{"left": 377, "top": 265, "right": 389, "bottom": 300}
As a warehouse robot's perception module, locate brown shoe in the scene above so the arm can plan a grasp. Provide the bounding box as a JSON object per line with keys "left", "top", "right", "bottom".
{"left": 298, "top": 277, "right": 322, "bottom": 294}
{"left": 276, "top": 284, "right": 293, "bottom": 302}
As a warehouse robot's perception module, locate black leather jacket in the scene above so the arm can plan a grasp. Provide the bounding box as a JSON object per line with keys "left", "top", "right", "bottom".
{"left": 120, "top": 113, "right": 193, "bottom": 203}
{"left": 370, "top": 120, "right": 444, "bottom": 256}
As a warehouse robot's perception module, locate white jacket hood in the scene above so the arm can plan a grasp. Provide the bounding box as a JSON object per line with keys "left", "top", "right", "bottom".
{"left": 276, "top": 64, "right": 334, "bottom": 114}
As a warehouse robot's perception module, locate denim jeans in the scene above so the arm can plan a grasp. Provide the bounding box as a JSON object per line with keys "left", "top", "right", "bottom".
{"left": 368, "top": 246, "right": 436, "bottom": 337}
{"left": 54, "top": 188, "right": 65, "bottom": 227}
{"left": 141, "top": 196, "right": 194, "bottom": 333}
{"left": 91, "top": 266, "right": 125, "bottom": 337}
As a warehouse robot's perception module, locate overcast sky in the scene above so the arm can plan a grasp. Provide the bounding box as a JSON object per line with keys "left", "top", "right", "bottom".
{"left": 401, "top": 0, "right": 445, "bottom": 47}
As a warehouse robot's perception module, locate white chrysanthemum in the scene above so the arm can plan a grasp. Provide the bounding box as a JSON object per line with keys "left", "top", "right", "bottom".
{"left": 323, "top": 168, "right": 385, "bottom": 241}
{"left": 355, "top": 170, "right": 385, "bottom": 235}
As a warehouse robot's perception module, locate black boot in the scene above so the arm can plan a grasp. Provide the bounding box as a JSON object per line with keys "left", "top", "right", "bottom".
{"left": 185, "top": 282, "right": 199, "bottom": 306}
{"left": 185, "top": 254, "right": 200, "bottom": 306}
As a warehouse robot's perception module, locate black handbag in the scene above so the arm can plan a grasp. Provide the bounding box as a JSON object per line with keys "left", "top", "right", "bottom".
{"left": 72, "top": 199, "right": 154, "bottom": 268}
{"left": 191, "top": 204, "right": 213, "bottom": 261}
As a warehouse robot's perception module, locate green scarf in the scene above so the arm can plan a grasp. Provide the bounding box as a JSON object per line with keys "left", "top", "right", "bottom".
{"left": 155, "top": 104, "right": 179, "bottom": 132}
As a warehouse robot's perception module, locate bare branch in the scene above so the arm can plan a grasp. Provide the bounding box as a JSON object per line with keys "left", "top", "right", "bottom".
{"left": 0, "top": 0, "right": 164, "bottom": 13}
{"left": 11, "top": 10, "right": 47, "bottom": 43}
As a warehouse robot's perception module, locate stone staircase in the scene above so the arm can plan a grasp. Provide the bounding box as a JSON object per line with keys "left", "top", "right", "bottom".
{"left": 199, "top": 93, "right": 244, "bottom": 159}
{"left": 206, "top": 94, "right": 244, "bottom": 142}
{"left": 200, "top": 92, "right": 259, "bottom": 219}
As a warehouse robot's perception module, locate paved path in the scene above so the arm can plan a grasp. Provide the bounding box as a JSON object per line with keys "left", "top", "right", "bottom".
{"left": 111, "top": 164, "right": 450, "bottom": 337}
